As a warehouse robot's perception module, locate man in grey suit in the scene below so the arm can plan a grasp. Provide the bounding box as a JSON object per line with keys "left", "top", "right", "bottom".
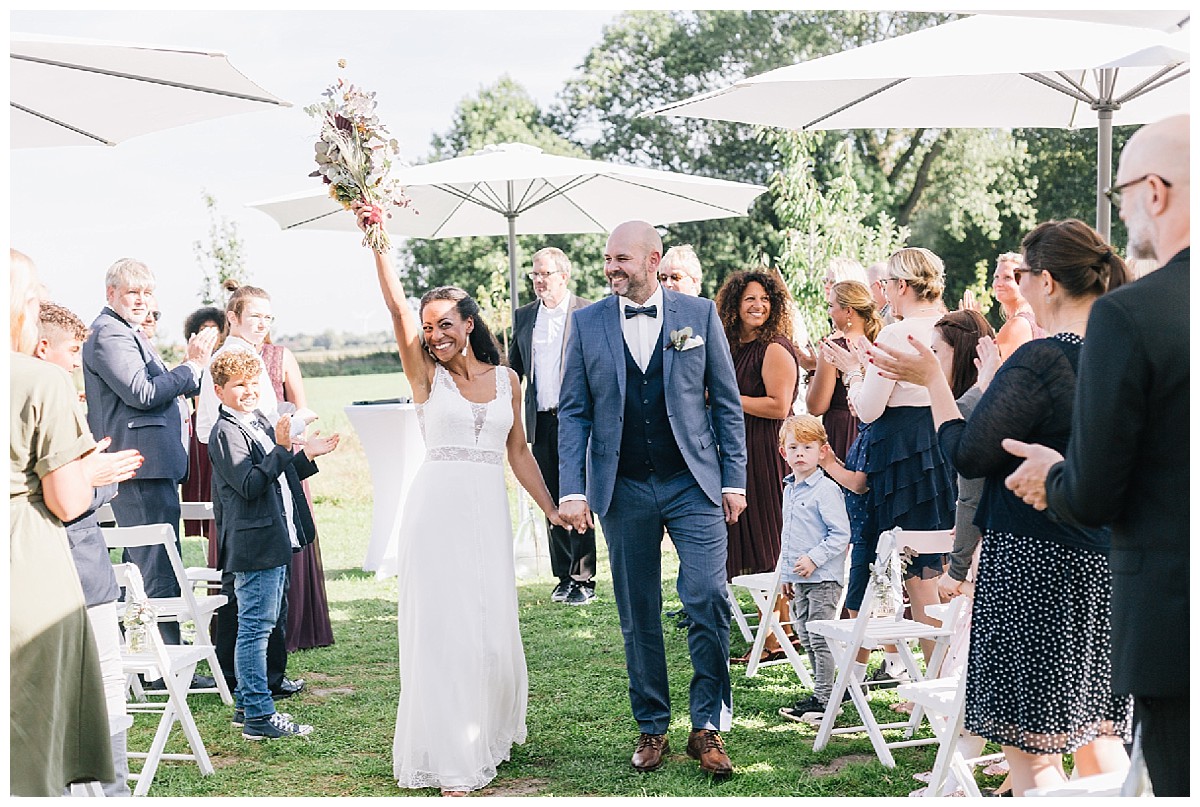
{"left": 1004, "top": 115, "right": 1190, "bottom": 796}
{"left": 558, "top": 221, "right": 747, "bottom": 778}
{"left": 509, "top": 247, "right": 596, "bottom": 605}
{"left": 82, "top": 258, "right": 218, "bottom": 645}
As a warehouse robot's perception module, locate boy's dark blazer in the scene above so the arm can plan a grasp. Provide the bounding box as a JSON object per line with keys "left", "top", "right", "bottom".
{"left": 209, "top": 406, "right": 318, "bottom": 573}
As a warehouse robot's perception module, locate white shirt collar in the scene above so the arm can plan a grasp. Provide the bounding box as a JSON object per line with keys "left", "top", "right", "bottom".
{"left": 619, "top": 284, "right": 664, "bottom": 312}
{"left": 540, "top": 293, "right": 571, "bottom": 315}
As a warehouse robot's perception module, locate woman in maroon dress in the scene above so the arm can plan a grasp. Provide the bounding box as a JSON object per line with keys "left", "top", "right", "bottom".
{"left": 806, "top": 281, "right": 883, "bottom": 460}
{"left": 714, "top": 270, "right": 800, "bottom": 663}
{"left": 260, "top": 336, "right": 335, "bottom": 652}
{"left": 181, "top": 306, "right": 225, "bottom": 563}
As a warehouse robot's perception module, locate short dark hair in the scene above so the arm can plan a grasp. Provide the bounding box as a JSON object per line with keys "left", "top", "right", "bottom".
{"left": 184, "top": 306, "right": 225, "bottom": 340}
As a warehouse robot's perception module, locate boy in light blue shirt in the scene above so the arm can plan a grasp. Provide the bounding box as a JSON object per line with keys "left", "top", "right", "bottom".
{"left": 775, "top": 415, "right": 851, "bottom": 724}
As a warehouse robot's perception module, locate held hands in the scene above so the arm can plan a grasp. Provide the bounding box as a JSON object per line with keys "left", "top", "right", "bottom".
{"left": 185, "top": 325, "right": 220, "bottom": 366}
{"left": 722, "top": 492, "right": 747, "bottom": 525}
{"left": 83, "top": 437, "right": 143, "bottom": 486}
{"left": 546, "top": 508, "right": 569, "bottom": 530}
{"left": 793, "top": 555, "right": 816, "bottom": 578}
{"left": 868, "top": 335, "right": 940, "bottom": 388}
{"left": 559, "top": 499, "right": 593, "bottom": 534}
{"left": 974, "top": 336, "right": 1001, "bottom": 392}
{"left": 1001, "top": 439, "right": 1063, "bottom": 511}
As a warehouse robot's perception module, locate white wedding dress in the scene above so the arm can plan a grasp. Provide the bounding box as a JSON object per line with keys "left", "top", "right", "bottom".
{"left": 393, "top": 363, "right": 528, "bottom": 792}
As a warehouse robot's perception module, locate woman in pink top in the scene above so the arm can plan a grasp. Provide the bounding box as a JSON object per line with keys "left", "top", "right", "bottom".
{"left": 991, "top": 252, "right": 1044, "bottom": 359}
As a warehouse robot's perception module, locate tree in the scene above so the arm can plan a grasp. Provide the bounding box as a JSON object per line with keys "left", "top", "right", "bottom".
{"left": 193, "top": 191, "right": 249, "bottom": 304}
{"left": 770, "top": 131, "right": 908, "bottom": 339}
{"left": 397, "top": 77, "right": 608, "bottom": 309}
{"left": 549, "top": 10, "right": 1048, "bottom": 299}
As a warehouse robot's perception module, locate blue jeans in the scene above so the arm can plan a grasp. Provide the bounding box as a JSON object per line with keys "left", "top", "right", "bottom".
{"left": 233, "top": 565, "right": 287, "bottom": 720}
{"left": 599, "top": 470, "right": 732, "bottom": 734}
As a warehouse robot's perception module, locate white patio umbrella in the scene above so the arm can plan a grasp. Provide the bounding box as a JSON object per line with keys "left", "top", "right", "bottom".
{"left": 249, "top": 142, "right": 766, "bottom": 317}
{"left": 11, "top": 32, "right": 290, "bottom": 148}
{"left": 650, "top": 14, "right": 1190, "bottom": 240}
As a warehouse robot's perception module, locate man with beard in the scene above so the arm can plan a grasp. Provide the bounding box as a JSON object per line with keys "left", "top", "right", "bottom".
{"left": 1003, "top": 115, "right": 1190, "bottom": 796}
{"left": 557, "top": 220, "right": 746, "bottom": 779}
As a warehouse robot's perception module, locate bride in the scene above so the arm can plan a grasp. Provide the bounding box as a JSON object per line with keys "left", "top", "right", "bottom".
{"left": 356, "top": 204, "right": 566, "bottom": 795}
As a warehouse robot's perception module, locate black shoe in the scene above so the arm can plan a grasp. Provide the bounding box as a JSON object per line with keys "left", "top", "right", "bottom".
{"left": 551, "top": 580, "right": 573, "bottom": 603}
{"left": 565, "top": 581, "right": 596, "bottom": 606}
{"left": 191, "top": 674, "right": 217, "bottom": 690}
{"left": 865, "top": 664, "right": 911, "bottom": 689}
{"left": 675, "top": 612, "right": 694, "bottom": 629}
{"left": 142, "top": 677, "right": 167, "bottom": 691}
{"left": 233, "top": 708, "right": 292, "bottom": 728}
{"left": 270, "top": 677, "right": 304, "bottom": 699}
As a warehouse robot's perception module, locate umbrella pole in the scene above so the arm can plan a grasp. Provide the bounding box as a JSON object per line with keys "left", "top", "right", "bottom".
{"left": 507, "top": 212, "right": 520, "bottom": 322}
{"left": 507, "top": 181, "right": 521, "bottom": 322}
{"left": 1095, "top": 73, "right": 1115, "bottom": 243}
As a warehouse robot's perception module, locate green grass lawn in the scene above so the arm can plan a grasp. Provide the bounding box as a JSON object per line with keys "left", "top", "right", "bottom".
{"left": 147, "top": 372, "right": 1005, "bottom": 797}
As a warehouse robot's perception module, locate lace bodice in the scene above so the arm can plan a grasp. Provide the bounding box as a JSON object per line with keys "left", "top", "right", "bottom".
{"left": 417, "top": 363, "right": 512, "bottom": 465}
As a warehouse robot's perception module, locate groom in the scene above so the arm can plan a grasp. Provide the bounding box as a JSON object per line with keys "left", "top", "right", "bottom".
{"left": 558, "top": 220, "right": 747, "bottom": 778}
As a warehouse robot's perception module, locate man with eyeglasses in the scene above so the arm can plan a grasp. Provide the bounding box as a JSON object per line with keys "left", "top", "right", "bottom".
{"left": 509, "top": 247, "right": 596, "bottom": 605}
{"left": 1004, "top": 114, "right": 1190, "bottom": 797}
{"left": 658, "top": 245, "right": 703, "bottom": 296}
{"left": 139, "top": 290, "right": 161, "bottom": 341}
{"left": 82, "top": 259, "right": 219, "bottom": 659}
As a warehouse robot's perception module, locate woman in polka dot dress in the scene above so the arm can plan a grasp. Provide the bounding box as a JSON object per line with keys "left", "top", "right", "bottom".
{"left": 871, "top": 219, "right": 1134, "bottom": 796}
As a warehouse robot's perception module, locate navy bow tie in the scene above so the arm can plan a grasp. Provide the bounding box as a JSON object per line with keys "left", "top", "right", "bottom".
{"left": 624, "top": 304, "right": 658, "bottom": 319}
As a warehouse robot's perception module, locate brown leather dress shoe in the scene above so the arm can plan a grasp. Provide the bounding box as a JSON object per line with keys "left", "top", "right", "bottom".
{"left": 631, "top": 733, "right": 669, "bottom": 772}
{"left": 686, "top": 729, "right": 733, "bottom": 779}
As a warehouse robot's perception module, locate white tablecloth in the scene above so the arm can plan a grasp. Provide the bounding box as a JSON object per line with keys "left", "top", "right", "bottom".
{"left": 344, "top": 403, "right": 425, "bottom": 578}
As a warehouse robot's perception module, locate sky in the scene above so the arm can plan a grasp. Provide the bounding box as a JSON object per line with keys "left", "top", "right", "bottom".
{"left": 9, "top": 8, "right": 621, "bottom": 342}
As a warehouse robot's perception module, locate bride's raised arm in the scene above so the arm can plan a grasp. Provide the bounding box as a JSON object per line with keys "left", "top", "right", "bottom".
{"left": 355, "top": 203, "right": 435, "bottom": 401}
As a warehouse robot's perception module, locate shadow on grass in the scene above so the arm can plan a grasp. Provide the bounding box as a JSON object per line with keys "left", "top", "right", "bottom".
{"left": 324, "top": 567, "right": 375, "bottom": 582}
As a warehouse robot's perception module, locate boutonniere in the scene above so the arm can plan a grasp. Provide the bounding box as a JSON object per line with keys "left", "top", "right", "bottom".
{"left": 667, "top": 327, "right": 704, "bottom": 352}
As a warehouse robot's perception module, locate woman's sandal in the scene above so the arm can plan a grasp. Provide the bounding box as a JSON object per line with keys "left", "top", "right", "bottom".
{"left": 730, "top": 647, "right": 788, "bottom": 665}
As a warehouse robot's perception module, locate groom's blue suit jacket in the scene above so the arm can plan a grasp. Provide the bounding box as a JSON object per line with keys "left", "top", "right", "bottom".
{"left": 557, "top": 289, "right": 746, "bottom": 517}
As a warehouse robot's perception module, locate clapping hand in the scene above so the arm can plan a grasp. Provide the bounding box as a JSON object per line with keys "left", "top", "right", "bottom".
{"left": 83, "top": 437, "right": 143, "bottom": 486}
{"left": 974, "top": 336, "right": 1001, "bottom": 392}
{"left": 185, "top": 325, "right": 219, "bottom": 366}
{"left": 868, "top": 335, "right": 940, "bottom": 388}
{"left": 958, "top": 289, "right": 980, "bottom": 312}
{"left": 274, "top": 415, "right": 293, "bottom": 448}
{"left": 1001, "top": 439, "right": 1063, "bottom": 511}
{"left": 795, "top": 341, "right": 818, "bottom": 373}
{"left": 303, "top": 431, "right": 341, "bottom": 459}
{"left": 819, "top": 337, "right": 858, "bottom": 375}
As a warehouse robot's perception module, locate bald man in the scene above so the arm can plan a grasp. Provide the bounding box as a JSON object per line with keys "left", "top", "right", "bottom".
{"left": 557, "top": 220, "right": 746, "bottom": 778}
{"left": 1004, "top": 115, "right": 1190, "bottom": 796}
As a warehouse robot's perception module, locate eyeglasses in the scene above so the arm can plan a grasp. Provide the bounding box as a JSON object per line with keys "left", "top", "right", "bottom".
{"left": 658, "top": 272, "right": 693, "bottom": 283}
{"left": 1012, "top": 265, "right": 1041, "bottom": 284}
{"left": 1105, "top": 173, "right": 1172, "bottom": 208}
{"left": 526, "top": 271, "right": 563, "bottom": 280}
{"left": 879, "top": 277, "right": 901, "bottom": 286}
{"left": 149, "top": 311, "right": 161, "bottom": 321}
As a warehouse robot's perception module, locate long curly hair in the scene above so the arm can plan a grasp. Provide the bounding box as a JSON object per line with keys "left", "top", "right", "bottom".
{"left": 419, "top": 286, "right": 503, "bottom": 366}
{"left": 714, "top": 269, "right": 795, "bottom": 347}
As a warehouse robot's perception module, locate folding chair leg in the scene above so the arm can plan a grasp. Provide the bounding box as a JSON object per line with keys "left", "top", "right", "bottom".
{"left": 727, "top": 584, "right": 754, "bottom": 643}
{"left": 167, "top": 666, "right": 214, "bottom": 776}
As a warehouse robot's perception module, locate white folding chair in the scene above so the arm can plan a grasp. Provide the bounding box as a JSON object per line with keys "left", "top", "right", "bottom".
{"left": 805, "top": 527, "right": 957, "bottom": 768}
{"left": 180, "top": 502, "right": 223, "bottom": 597}
{"left": 103, "top": 524, "right": 232, "bottom": 704}
{"left": 112, "top": 563, "right": 214, "bottom": 796}
{"left": 730, "top": 562, "right": 816, "bottom": 688}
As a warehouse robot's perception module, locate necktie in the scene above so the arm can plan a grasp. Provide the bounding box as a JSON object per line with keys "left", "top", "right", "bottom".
{"left": 624, "top": 304, "right": 658, "bottom": 319}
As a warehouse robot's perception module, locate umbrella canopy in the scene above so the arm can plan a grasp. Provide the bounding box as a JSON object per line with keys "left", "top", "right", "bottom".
{"left": 651, "top": 14, "right": 1190, "bottom": 239}
{"left": 11, "top": 32, "right": 290, "bottom": 148}
{"left": 249, "top": 142, "right": 766, "bottom": 316}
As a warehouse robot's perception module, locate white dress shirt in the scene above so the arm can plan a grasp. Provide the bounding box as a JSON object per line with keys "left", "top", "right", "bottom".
{"left": 532, "top": 293, "right": 571, "bottom": 411}
{"left": 619, "top": 286, "right": 664, "bottom": 373}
